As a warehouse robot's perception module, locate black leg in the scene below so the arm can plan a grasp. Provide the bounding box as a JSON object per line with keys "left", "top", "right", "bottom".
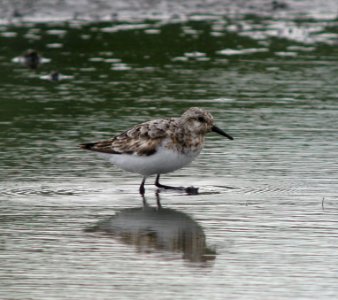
{"left": 139, "top": 177, "right": 146, "bottom": 195}
{"left": 155, "top": 174, "right": 182, "bottom": 190}
{"left": 141, "top": 194, "right": 149, "bottom": 207}
{"left": 155, "top": 191, "right": 162, "bottom": 209}
{"left": 154, "top": 174, "right": 199, "bottom": 195}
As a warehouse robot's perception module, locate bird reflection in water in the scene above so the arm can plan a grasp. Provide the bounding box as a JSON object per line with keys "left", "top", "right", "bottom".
{"left": 86, "top": 193, "right": 216, "bottom": 263}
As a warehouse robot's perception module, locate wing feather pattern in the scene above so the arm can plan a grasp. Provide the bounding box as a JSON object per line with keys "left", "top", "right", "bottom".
{"left": 80, "top": 119, "right": 174, "bottom": 156}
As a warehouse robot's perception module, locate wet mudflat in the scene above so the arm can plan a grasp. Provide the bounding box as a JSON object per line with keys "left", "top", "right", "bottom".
{"left": 1, "top": 0, "right": 338, "bottom": 299}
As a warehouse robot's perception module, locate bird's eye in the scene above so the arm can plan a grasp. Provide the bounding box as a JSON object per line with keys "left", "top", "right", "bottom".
{"left": 198, "top": 116, "right": 205, "bottom": 123}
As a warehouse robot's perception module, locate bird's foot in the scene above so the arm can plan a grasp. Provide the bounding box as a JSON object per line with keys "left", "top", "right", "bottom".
{"left": 155, "top": 183, "right": 199, "bottom": 195}
{"left": 154, "top": 175, "right": 199, "bottom": 195}
{"left": 184, "top": 186, "right": 199, "bottom": 195}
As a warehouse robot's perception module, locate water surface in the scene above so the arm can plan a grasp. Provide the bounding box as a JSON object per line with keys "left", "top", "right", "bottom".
{"left": 1, "top": 0, "right": 338, "bottom": 299}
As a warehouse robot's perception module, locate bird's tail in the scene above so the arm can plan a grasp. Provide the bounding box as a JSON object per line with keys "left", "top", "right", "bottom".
{"left": 79, "top": 142, "right": 97, "bottom": 150}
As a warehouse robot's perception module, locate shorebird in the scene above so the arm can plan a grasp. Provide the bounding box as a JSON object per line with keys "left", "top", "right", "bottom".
{"left": 80, "top": 107, "right": 233, "bottom": 194}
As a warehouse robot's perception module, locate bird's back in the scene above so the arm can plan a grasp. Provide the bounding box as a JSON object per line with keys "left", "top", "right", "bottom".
{"left": 80, "top": 117, "right": 177, "bottom": 156}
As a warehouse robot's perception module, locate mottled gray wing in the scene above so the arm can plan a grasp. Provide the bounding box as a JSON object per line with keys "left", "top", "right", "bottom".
{"left": 80, "top": 119, "right": 173, "bottom": 156}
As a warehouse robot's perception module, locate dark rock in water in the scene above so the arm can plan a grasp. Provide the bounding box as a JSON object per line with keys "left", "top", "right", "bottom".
{"left": 272, "top": 0, "right": 288, "bottom": 10}
{"left": 12, "top": 9, "right": 23, "bottom": 18}
{"left": 39, "top": 71, "right": 73, "bottom": 81}
{"left": 23, "top": 49, "right": 41, "bottom": 69}
{"left": 50, "top": 71, "right": 60, "bottom": 81}
{"left": 12, "top": 49, "right": 51, "bottom": 70}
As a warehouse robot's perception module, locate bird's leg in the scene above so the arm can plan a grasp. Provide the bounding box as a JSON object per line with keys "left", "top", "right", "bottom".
{"left": 154, "top": 174, "right": 199, "bottom": 194}
{"left": 139, "top": 177, "right": 147, "bottom": 195}
{"left": 155, "top": 191, "right": 162, "bottom": 209}
{"left": 155, "top": 174, "right": 182, "bottom": 190}
{"left": 142, "top": 194, "right": 149, "bottom": 207}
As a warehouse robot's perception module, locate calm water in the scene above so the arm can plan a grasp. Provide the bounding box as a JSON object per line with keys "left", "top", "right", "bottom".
{"left": 1, "top": 1, "right": 338, "bottom": 299}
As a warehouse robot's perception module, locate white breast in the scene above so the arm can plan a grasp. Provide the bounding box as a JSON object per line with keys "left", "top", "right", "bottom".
{"left": 98, "top": 146, "right": 201, "bottom": 176}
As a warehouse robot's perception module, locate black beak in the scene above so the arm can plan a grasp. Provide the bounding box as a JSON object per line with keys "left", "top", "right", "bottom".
{"left": 212, "top": 125, "right": 233, "bottom": 140}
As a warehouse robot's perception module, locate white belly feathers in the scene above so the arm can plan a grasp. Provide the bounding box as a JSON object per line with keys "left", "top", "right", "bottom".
{"left": 98, "top": 146, "right": 201, "bottom": 176}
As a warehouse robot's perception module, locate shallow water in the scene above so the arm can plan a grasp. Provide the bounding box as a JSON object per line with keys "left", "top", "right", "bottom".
{"left": 1, "top": 0, "right": 338, "bottom": 299}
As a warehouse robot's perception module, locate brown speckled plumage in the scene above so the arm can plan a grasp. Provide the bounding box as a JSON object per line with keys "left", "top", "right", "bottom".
{"left": 80, "top": 107, "right": 216, "bottom": 156}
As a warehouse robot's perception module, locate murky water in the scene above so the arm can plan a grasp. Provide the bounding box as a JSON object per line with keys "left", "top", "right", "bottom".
{"left": 1, "top": 1, "right": 338, "bottom": 299}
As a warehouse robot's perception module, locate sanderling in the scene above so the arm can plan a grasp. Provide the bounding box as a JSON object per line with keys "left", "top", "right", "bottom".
{"left": 80, "top": 107, "right": 233, "bottom": 194}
